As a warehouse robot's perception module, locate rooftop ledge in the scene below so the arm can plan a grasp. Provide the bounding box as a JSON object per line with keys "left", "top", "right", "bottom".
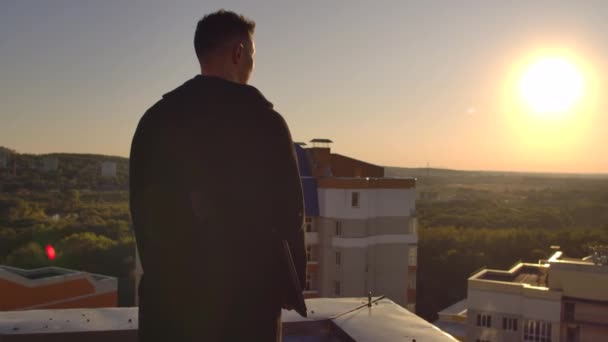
{"left": 469, "top": 262, "right": 549, "bottom": 288}
{"left": 316, "top": 177, "right": 416, "bottom": 189}
{"left": 0, "top": 297, "right": 456, "bottom": 342}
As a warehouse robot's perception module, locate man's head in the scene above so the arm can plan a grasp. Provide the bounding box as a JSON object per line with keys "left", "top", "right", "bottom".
{"left": 195, "top": 10, "right": 256, "bottom": 84}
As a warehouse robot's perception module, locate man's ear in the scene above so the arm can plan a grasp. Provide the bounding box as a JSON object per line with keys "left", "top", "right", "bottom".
{"left": 232, "top": 43, "right": 244, "bottom": 64}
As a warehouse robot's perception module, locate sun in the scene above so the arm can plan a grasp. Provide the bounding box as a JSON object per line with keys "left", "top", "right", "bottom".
{"left": 519, "top": 57, "right": 584, "bottom": 116}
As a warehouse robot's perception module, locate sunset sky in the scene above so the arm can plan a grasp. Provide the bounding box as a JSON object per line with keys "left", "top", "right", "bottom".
{"left": 1, "top": 1, "right": 607, "bottom": 173}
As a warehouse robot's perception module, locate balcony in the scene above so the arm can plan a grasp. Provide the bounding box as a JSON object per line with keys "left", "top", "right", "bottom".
{"left": 306, "top": 232, "right": 319, "bottom": 245}
{"left": 0, "top": 297, "right": 457, "bottom": 341}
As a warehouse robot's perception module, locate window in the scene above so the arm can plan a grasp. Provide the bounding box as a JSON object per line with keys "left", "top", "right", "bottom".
{"left": 477, "top": 314, "right": 492, "bottom": 328}
{"left": 408, "top": 274, "right": 416, "bottom": 289}
{"left": 335, "top": 251, "right": 341, "bottom": 266}
{"left": 351, "top": 192, "right": 360, "bottom": 207}
{"left": 305, "top": 217, "right": 313, "bottom": 232}
{"left": 335, "top": 221, "right": 342, "bottom": 236}
{"left": 334, "top": 281, "right": 341, "bottom": 296}
{"left": 305, "top": 273, "right": 312, "bottom": 291}
{"left": 564, "top": 302, "right": 575, "bottom": 321}
{"left": 408, "top": 246, "right": 417, "bottom": 266}
{"left": 306, "top": 246, "right": 312, "bottom": 262}
{"left": 503, "top": 317, "right": 518, "bottom": 331}
{"left": 524, "top": 320, "right": 552, "bottom": 342}
{"left": 475, "top": 339, "right": 490, "bottom": 342}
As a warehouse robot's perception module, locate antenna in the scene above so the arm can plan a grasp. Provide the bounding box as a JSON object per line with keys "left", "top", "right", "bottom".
{"left": 590, "top": 246, "right": 608, "bottom": 266}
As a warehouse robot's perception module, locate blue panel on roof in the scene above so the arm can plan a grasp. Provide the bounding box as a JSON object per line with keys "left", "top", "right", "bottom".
{"left": 293, "top": 144, "right": 319, "bottom": 216}
{"left": 294, "top": 144, "right": 312, "bottom": 177}
{"left": 301, "top": 177, "right": 319, "bottom": 217}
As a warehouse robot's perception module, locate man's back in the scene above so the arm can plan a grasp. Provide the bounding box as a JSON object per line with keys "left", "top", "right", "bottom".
{"left": 130, "top": 75, "right": 305, "bottom": 341}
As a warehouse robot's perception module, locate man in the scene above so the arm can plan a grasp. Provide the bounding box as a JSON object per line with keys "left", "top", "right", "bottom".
{"left": 130, "top": 10, "right": 305, "bottom": 341}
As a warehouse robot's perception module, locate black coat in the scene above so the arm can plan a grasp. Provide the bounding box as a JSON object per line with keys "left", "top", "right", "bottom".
{"left": 129, "top": 75, "right": 305, "bottom": 341}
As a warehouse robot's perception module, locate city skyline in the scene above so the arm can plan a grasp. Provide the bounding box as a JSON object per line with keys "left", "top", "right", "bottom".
{"left": 2, "top": 1, "right": 608, "bottom": 173}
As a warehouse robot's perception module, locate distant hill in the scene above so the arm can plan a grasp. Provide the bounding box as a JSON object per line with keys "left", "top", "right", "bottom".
{"left": 385, "top": 166, "right": 608, "bottom": 180}
{"left": 385, "top": 167, "right": 473, "bottom": 178}
{"left": 0, "top": 150, "right": 128, "bottom": 192}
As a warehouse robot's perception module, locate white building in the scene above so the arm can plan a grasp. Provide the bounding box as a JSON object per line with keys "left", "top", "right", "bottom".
{"left": 435, "top": 299, "right": 467, "bottom": 341}
{"left": 466, "top": 249, "right": 608, "bottom": 342}
{"left": 133, "top": 141, "right": 419, "bottom": 312}
{"left": 40, "top": 157, "right": 59, "bottom": 172}
{"left": 297, "top": 140, "right": 418, "bottom": 311}
{"left": 101, "top": 162, "right": 117, "bottom": 177}
{"left": 0, "top": 151, "right": 7, "bottom": 168}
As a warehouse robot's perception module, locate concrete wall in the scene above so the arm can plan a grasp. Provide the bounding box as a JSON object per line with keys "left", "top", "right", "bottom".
{"left": 467, "top": 285, "right": 562, "bottom": 342}
{"left": 315, "top": 215, "right": 416, "bottom": 307}
{"left": 467, "top": 309, "right": 561, "bottom": 342}
{"left": 578, "top": 326, "right": 608, "bottom": 342}
{"left": 317, "top": 188, "right": 416, "bottom": 219}
{"left": 467, "top": 289, "right": 561, "bottom": 321}
{"left": 561, "top": 299, "right": 608, "bottom": 342}
{"left": 549, "top": 262, "right": 608, "bottom": 301}
{"left": 370, "top": 243, "right": 410, "bottom": 306}
{"left": 572, "top": 301, "right": 608, "bottom": 325}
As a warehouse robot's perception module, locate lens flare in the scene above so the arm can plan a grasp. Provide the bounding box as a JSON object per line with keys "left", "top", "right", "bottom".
{"left": 46, "top": 244, "right": 56, "bottom": 260}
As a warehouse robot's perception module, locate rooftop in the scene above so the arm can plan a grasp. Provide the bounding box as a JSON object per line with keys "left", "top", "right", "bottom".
{"left": 435, "top": 299, "right": 467, "bottom": 341}
{"left": 437, "top": 299, "right": 467, "bottom": 318}
{"left": 478, "top": 264, "right": 548, "bottom": 287}
{"left": 0, "top": 265, "right": 116, "bottom": 284}
{"left": 0, "top": 266, "right": 76, "bottom": 280}
{"left": 0, "top": 297, "right": 456, "bottom": 342}
{"left": 470, "top": 263, "right": 549, "bottom": 288}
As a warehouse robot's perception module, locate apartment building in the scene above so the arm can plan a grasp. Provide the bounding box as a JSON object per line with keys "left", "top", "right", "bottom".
{"left": 40, "top": 157, "right": 59, "bottom": 172}
{"left": 133, "top": 140, "right": 418, "bottom": 311}
{"left": 0, "top": 265, "right": 117, "bottom": 310}
{"left": 466, "top": 249, "right": 608, "bottom": 342}
{"left": 435, "top": 299, "right": 467, "bottom": 341}
{"left": 0, "top": 150, "right": 7, "bottom": 169}
{"left": 551, "top": 248, "right": 608, "bottom": 342}
{"left": 296, "top": 139, "right": 417, "bottom": 311}
{"left": 101, "top": 161, "right": 118, "bottom": 178}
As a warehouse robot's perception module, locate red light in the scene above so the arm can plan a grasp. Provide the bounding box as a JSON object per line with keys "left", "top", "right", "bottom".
{"left": 46, "top": 244, "right": 56, "bottom": 260}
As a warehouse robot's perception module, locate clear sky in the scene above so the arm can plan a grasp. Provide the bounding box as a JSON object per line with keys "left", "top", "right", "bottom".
{"left": 1, "top": 0, "right": 607, "bottom": 173}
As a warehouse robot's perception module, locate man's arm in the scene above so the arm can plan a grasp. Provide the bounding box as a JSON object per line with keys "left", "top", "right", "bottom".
{"left": 265, "top": 110, "right": 306, "bottom": 286}
{"left": 129, "top": 103, "right": 174, "bottom": 275}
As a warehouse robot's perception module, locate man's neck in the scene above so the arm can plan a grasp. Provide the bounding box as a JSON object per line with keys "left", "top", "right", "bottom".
{"left": 201, "top": 68, "right": 239, "bottom": 84}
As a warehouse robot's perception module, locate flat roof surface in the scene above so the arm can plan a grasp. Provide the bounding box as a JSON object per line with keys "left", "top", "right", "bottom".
{"left": 0, "top": 297, "right": 456, "bottom": 341}
{"left": 286, "top": 297, "right": 455, "bottom": 341}
{"left": 437, "top": 299, "right": 467, "bottom": 317}
{"left": 0, "top": 266, "right": 76, "bottom": 280}
{"left": 434, "top": 321, "right": 466, "bottom": 339}
{"left": 478, "top": 265, "right": 548, "bottom": 287}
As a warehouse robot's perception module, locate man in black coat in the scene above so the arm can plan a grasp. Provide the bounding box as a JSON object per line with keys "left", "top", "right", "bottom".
{"left": 129, "top": 10, "right": 306, "bottom": 341}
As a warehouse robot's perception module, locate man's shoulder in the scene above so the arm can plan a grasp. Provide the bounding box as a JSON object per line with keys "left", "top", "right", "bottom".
{"left": 136, "top": 98, "right": 171, "bottom": 131}
{"left": 237, "top": 85, "right": 282, "bottom": 121}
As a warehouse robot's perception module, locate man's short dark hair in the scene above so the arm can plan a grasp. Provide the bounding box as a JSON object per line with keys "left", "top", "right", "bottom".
{"left": 194, "top": 10, "right": 256, "bottom": 61}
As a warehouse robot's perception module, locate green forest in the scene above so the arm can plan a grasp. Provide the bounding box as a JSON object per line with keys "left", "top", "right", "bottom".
{"left": 0, "top": 149, "right": 134, "bottom": 305}
{"left": 387, "top": 167, "right": 608, "bottom": 321}
{"left": 1, "top": 149, "right": 607, "bottom": 322}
